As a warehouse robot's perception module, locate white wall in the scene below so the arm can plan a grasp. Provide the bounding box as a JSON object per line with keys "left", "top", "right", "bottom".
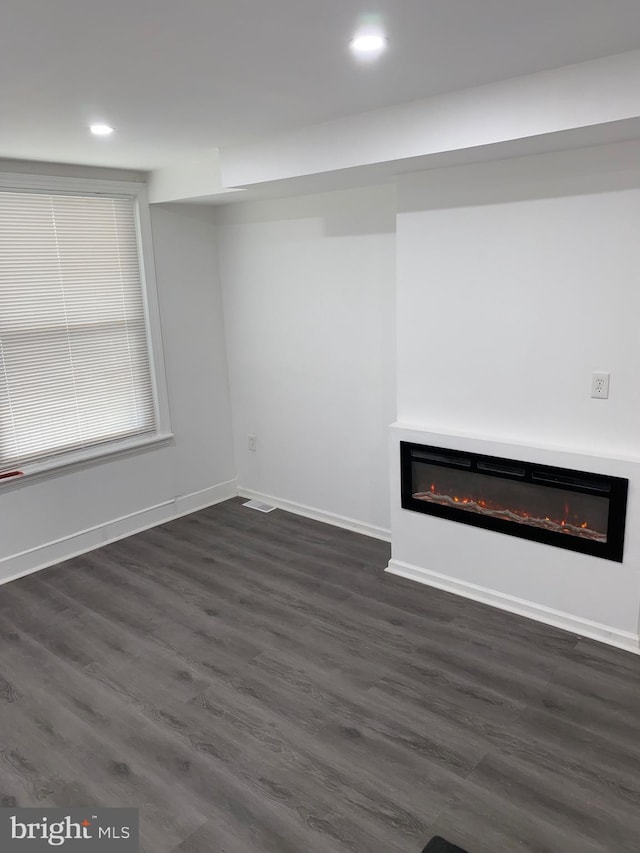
{"left": 392, "top": 142, "right": 640, "bottom": 650}
{"left": 397, "top": 142, "right": 640, "bottom": 457}
{"left": 0, "top": 202, "right": 235, "bottom": 581}
{"left": 217, "top": 185, "right": 396, "bottom": 535}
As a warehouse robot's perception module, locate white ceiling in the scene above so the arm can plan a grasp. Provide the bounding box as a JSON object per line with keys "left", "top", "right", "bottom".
{"left": 2, "top": 0, "right": 640, "bottom": 170}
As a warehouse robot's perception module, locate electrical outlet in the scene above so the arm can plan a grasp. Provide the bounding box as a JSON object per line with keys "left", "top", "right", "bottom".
{"left": 591, "top": 372, "right": 610, "bottom": 399}
{"left": 248, "top": 434, "right": 257, "bottom": 451}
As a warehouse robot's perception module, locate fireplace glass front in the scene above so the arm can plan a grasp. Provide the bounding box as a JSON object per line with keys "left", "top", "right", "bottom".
{"left": 400, "top": 443, "right": 628, "bottom": 561}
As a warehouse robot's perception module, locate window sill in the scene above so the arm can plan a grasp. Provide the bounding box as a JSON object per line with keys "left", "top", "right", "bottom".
{"left": 0, "top": 433, "right": 175, "bottom": 491}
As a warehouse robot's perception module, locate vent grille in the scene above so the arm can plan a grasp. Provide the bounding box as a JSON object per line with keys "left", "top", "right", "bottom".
{"left": 243, "top": 499, "right": 276, "bottom": 513}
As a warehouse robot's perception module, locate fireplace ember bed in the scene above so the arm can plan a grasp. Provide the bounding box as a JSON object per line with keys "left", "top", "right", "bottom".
{"left": 400, "top": 442, "right": 628, "bottom": 562}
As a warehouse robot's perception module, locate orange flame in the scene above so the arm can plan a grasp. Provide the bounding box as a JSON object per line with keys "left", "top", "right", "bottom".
{"left": 424, "top": 484, "right": 593, "bottom": 534}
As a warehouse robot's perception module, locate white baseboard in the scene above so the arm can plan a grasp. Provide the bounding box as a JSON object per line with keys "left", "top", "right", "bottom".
{"left": 8, "top": 478, "right": 634, "bottom": 655}
{"left": 387, "top": 559, "right": 640, "bottom": 656}
{"left": 0, "top": 479, "right": 387, "bottom": 589}
{"left": 0, "top": 479, "right": 237, "bottom": 588}
{"left": 238, "top": 487, "right": 391, "bottom": 542}
{"left": 174, "top": 481, "right": 238, "bottom": 518}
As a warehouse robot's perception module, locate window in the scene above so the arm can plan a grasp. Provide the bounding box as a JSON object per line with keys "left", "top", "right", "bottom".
{"left": 0, "top": 181, "right": 169, "bottom": 475}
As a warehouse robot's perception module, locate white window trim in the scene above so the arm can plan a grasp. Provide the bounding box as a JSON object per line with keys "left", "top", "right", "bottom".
{"left": 0, "top": 172, "right": 173, "bottom": 484}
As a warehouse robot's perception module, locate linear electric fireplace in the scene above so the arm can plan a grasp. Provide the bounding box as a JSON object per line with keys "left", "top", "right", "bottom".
{"left": 401, "top": 442, "right": 628, "bottom": 562}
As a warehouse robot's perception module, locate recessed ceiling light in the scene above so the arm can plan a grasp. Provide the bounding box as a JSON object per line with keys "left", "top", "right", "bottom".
{"left": 349, "top": 32, "right": 388, "bottom": 57}
{"left": 90, "top": 124, "right": 114, "bottom": 136}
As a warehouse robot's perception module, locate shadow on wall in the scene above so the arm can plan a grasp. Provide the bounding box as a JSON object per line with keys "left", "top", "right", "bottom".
{"left": 398, "top": 138, "right": 640, "bottom": 212}
{"left": 215, "top": 184, "right": 397, "bottom": 237}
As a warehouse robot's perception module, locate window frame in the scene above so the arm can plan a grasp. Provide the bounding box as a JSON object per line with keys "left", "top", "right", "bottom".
{"left": 0, "top": 171, "right": 173, "bottom": 484}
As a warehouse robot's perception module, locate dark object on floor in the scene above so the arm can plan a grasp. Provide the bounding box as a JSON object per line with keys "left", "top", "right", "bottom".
{"left": 422, "top": 837, "right": 469, "bottom": 853}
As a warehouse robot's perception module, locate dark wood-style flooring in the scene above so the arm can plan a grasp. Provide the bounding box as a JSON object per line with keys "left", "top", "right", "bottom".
{"left": 0, "top": 498, "right": 639, "bottom": 852}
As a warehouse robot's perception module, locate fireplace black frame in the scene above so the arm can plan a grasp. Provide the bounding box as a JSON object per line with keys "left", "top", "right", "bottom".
{"left": 400, "top": 442, "right": 628, "bottom": 562}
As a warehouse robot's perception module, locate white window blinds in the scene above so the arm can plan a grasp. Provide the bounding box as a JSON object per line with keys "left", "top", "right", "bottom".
{"left": 0, "top": 190, "right": 157, "bottom": 470}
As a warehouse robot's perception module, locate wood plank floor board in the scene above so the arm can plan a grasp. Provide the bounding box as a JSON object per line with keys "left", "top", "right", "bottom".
{"left": 102, "top": 531, "right": 448, "bottom": 693}
{"left": 365, "top": 675, "right": 524, "bottom": 744}
{"left": 180, "top": 689, "right": 431, "bottom": 853}
{"left": 159, "top": 511, "right": 460, "bottom": 625}
{"left": 495, "top": 706, "right": 640, "bottom": 810}
{"left": 237, "top": 646, "right": 490, "bottom": 777}
{"left": 570, "top": 636, "right": 640, "bottom": 676}
{"left": 0, "top": 672, "right": 209, "bottom": 852}
{"left": 447, "top": 611, "right": 580, "bottom": 666}
{"left": 0, "top": 585, "right": 212, "bottom": 701}
{"left": 150, "top": 529, "right": 439, "bottom": 652}
{"left": 527, "top": 660, "right": 640, "bottom": 750}
{"left": 0, "top": 497, "right": 638, "bottom": 853}
{"left": 396, "top": 637, "right": 555, "bottom": 708}
{"left": 68, "top": 554, "right": 265, "bottom": 671}
{"left": 462, "top": 745, "right": 640, "bottom": 852}
{"left": 427, "top": 780, "right": 613, "bottom": 853}
{"left": 0, "top": 625, "right": 339, "bottom": 852}
{"left": 0, "top": 575, "right": 80, "bottom": 630}
{"left": 99, "top": 555, "right": 312, "bottom": 666}
{"left": 173, "top": 818, "right": 295, "bottom": 853}
{"left": 92, "top": 541, "right": 401, "bottom": 694}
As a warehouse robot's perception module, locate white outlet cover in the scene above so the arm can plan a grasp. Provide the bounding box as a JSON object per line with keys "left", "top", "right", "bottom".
{"left": 591, "top": 372, "right": 610, "bottom": 399}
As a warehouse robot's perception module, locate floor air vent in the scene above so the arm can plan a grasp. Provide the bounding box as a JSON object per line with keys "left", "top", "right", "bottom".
{"left": 243, "top": 499, "right": 277, "bottom": 513}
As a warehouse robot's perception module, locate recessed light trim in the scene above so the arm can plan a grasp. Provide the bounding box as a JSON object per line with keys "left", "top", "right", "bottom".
{"left": 350, "top": 33, "right": 388, "bottom": 56}
{"left": 90, "top": 124, "right": 114, "bottom": 136}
